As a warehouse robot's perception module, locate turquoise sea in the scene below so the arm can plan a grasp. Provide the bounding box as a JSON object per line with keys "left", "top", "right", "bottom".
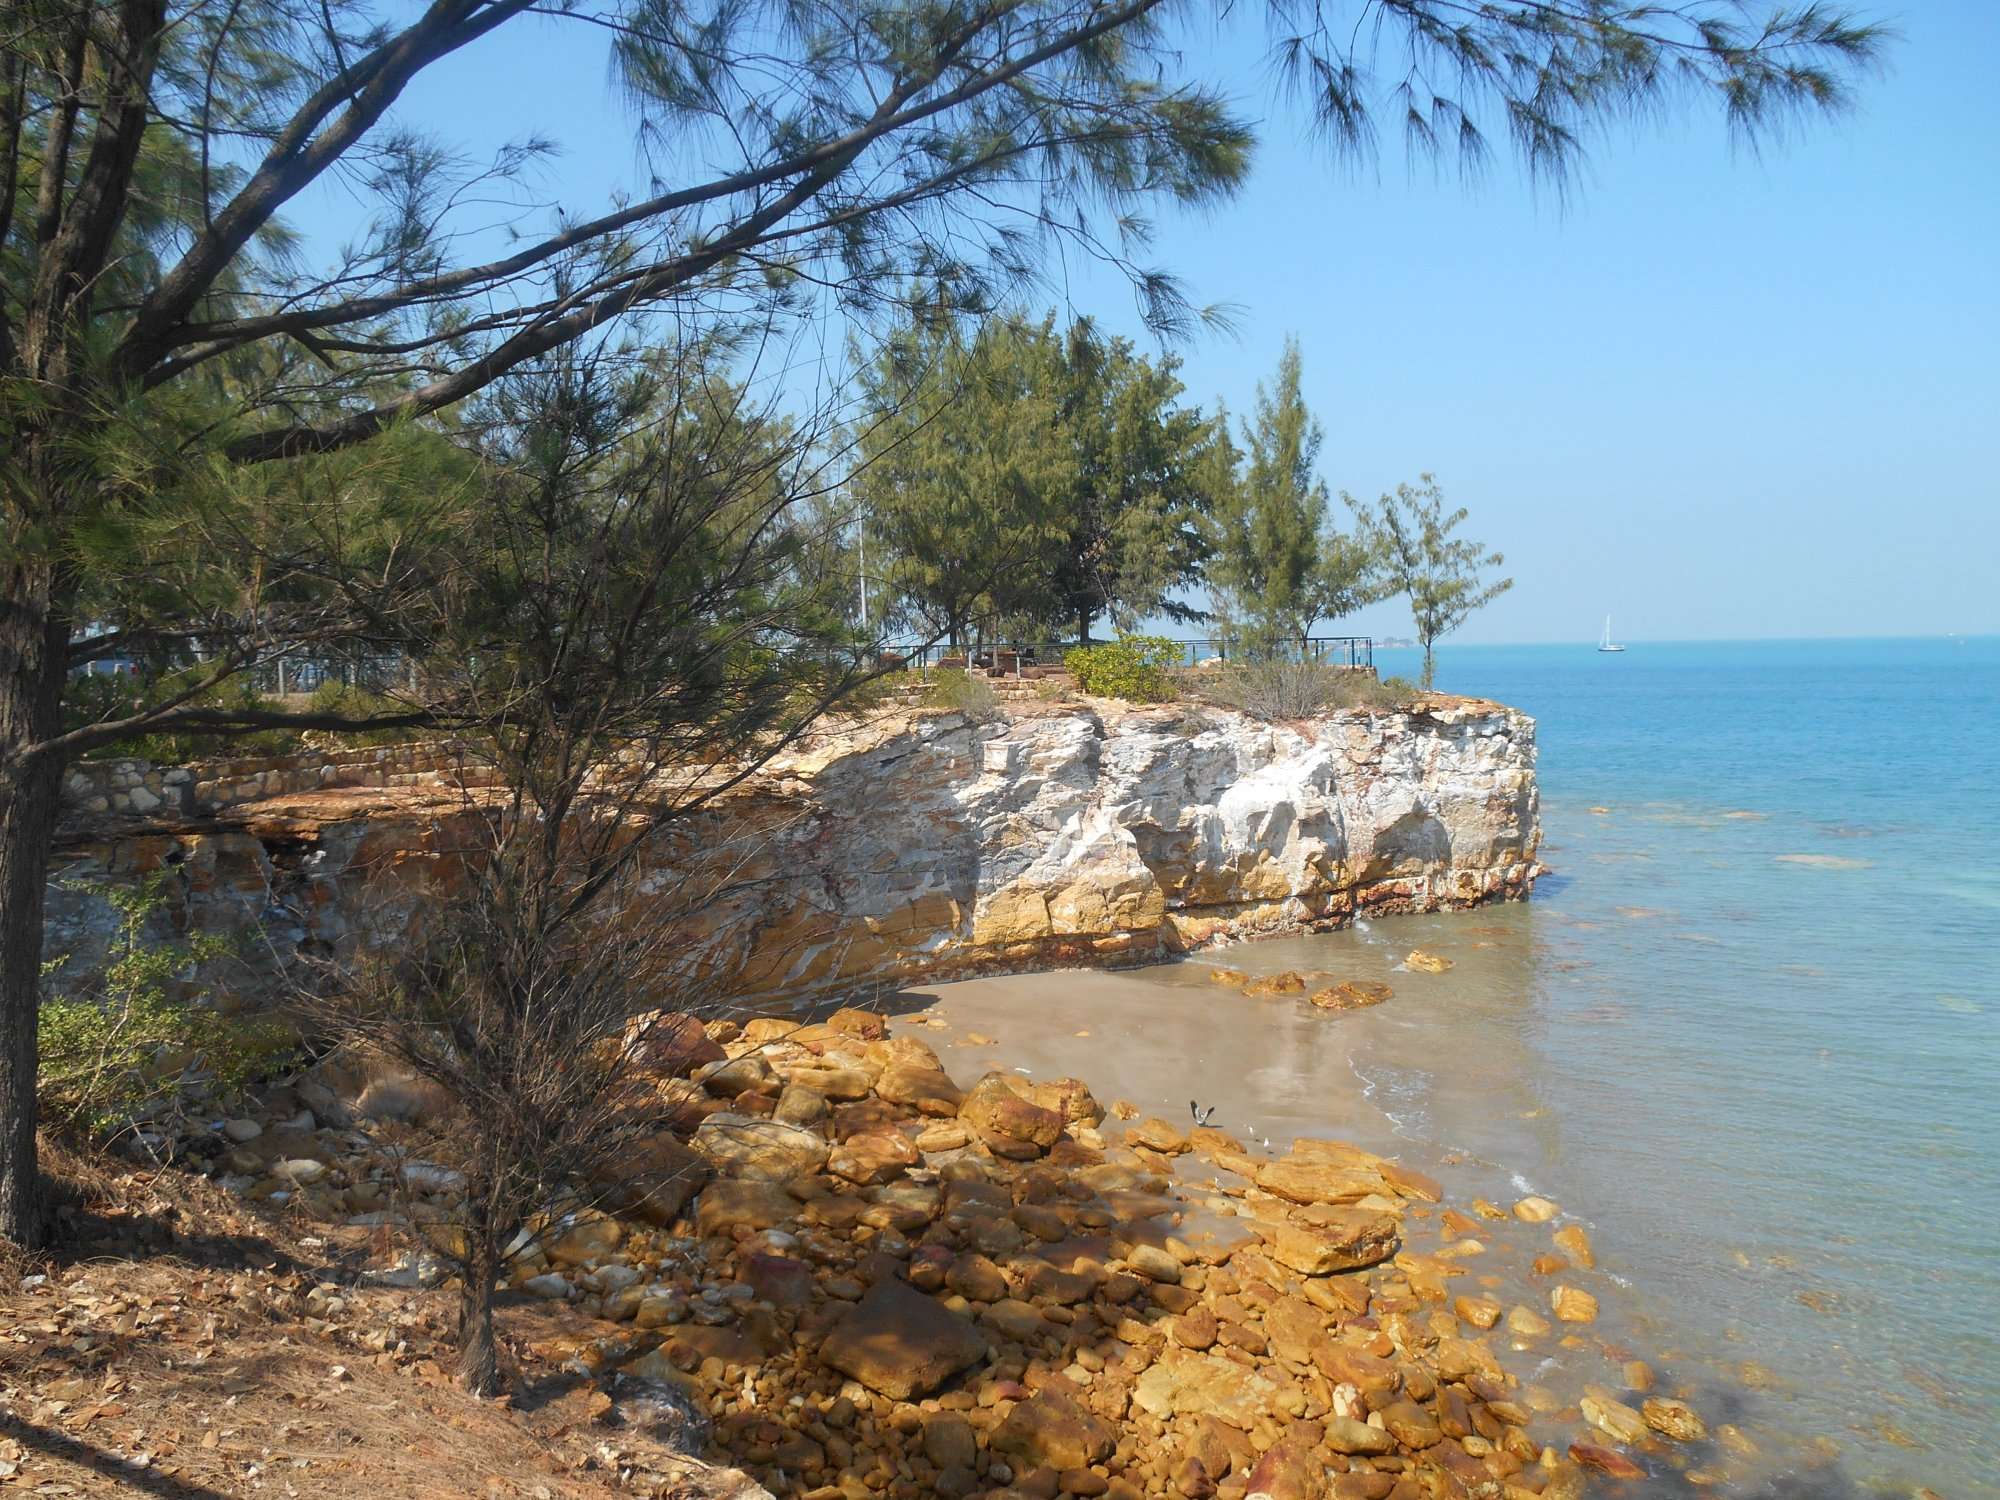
{"left": 922, "top": 635, "right": 1996, "bottom": 1498}
{"left": 1372, "top": 634, "right": 2000, "bottom": 1496}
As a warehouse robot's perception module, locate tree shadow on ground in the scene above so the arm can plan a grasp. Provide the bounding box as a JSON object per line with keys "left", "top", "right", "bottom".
{"left": 1, "top": 1409, "right": 242, "bottom": 1500}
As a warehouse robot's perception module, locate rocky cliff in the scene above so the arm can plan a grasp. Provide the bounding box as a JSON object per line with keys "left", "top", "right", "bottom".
{"left": 48, "top": 696, "right": 1539, "bottom": 1001}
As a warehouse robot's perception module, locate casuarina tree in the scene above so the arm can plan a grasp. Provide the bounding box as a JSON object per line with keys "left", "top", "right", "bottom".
{"left": 314, "top": 333, "right": 863, "bottom": 1394}
{"left": 0, "top": 0, "right": 1884, "bottom": 1245}
{"left": 1206, "top": 337, "right": 1383, "bottom": 650}
{"left": 1352, "top": 475, "right": 1514, "bottom": 688}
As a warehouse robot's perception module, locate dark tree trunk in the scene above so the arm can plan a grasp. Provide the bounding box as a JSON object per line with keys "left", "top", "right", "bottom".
{"left": 0, "top": 561, "right": 68, "bottom": 1249}
{"left": 1076, "top": 608, "right": 1092, "bottom": 647}
{"left": 456, "top": 1215, "right": 501, "bottom": 1395}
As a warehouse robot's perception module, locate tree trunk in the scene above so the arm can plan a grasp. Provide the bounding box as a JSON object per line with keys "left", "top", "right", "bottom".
{"left": 457, "top": 1229, "right": 502, "bottom": 1396}
{"left": 1076, "top": 608, "right": 1092, "bottom": 647}
{"left": 0, "top": 562, "right": 68, "bottom": 1250}
{"left": 1421, "top": 639, "right": 1436, "bottom": 690}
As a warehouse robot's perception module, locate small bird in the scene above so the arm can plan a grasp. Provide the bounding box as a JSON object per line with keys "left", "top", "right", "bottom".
{"left": 1189, "top": 1100, "right": 1217, "bottom": 1127}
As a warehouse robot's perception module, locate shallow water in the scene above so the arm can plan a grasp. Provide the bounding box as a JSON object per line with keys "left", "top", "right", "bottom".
{"left": 906, "top": 637, "right": 1999, "bottom": 1499}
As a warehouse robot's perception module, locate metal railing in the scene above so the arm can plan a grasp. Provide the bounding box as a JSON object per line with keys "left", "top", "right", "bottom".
{"left": 873, "top": 634, "right": 1374, "bottom": 674}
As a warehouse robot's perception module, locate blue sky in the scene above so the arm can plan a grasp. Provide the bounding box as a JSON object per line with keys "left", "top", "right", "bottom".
{"left": 292, "top": 2, "right": 1999, "bottom": 645}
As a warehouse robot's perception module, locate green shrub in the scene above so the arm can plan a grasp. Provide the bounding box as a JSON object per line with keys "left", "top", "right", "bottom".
{"left": 299, "top": 682, "right": 422, "bottom": 747}
{"left": 40, "top": 876, "right": 294, "bottom": 1141}
{"left": 1064, "top": 636, "right": 1182, "bottom": 703}
{"left": 922, "top": 668, "right": 999, "bottom": 717}
{"left": 74, "top": 670, "right": 297, "bottom": 763}
{"left": 1192, "top": 661, "right": 1414, "bottom": 720}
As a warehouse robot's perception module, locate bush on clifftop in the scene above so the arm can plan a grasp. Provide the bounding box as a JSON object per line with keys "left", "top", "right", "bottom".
{"left": 1065, "top": 637, "right": 1182, "bottom": 703}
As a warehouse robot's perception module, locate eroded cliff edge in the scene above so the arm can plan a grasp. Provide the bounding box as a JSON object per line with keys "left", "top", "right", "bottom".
{"left": 50, "top": 695, "right": 1540, "bottom": 1000}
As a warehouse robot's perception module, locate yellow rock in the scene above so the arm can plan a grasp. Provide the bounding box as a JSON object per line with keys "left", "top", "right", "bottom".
{"left": 1642, "top": 1397, "right": 1707, "bottom": 1442}
{"left": 1552, "top": 1223, "right": 1595, "bottom": 1267}
{"left": 1550, "top": 1285, "right": 1598, "bottom": 1323}
{"left": 1453, "top": 1295, "right": 1503, "bottom": 1330}
{"left": 1580, "top": 1389, "right": 1648, "bottom": 1445}
{"left": 1512, "top": 1195, "right": 1559, "bottom": 1223}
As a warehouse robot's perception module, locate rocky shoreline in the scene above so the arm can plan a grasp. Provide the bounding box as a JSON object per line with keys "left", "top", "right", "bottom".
{"left": 177, "top": 982, "right": 1819, "bottom": 1500}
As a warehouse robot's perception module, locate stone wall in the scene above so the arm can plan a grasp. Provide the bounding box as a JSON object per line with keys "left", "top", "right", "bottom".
{"left": 46, "top": 697, "right": 1539, "bottom": 1001}
{"left": 61, "top": 740, "right": 482, "bottom": 821}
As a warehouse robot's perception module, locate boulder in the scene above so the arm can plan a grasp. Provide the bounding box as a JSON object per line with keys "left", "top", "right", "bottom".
{"left": 1551, "top": 1285, "right": 1599, "bottom": 1323}
{"left": 1240, "top": 1438, "right": 1318, "bottom": 1500}
{"left": 875, "top": 1064, "right": 965, "bottom": 1116}
{"left": 1642, "top": 1398, "right": 1707, "bottom": 1442}
{"left": 599, "top": 1132, "right": 710, "bottom": 1227}
{"left": 1126, "top": 1117, "right": 1190, "bottom": 1154}
{"left": 1240, "top": 971, "right": 1308, "bottom": 998}
{"left": 1309, "top": 980, "right": 1392, "bottom": 1011}
{"left": 1553, "top": 1223, "right": 1595, "bottom": 1267}
{"left": 1404, "top": 951, "right": 1453, "bottom": 974}
{"left": 1379, "top": 1399, "right": 1442, "bottom": 1449}
{"left": 1030, "top": 1077, "right": 1104, "bottom": 1125}
{"left": 1126, "top": 1243, "right": 1182, "bottom": 1283}
{"left": 622, "top": 1009, "right": 726, "bottom": 1077}
{"left": 544, "top": 1211, "right": 623, "bottom": 1268}
{"left": 774, "top": 1084, "right": 829, "bottom": 1127}
{"left": 1378, "top": 1161, "right": 1442, "bottom": 1202}
{"left": 1254, "top": 1157, "right": 1388, "bottom": 1206}
{"left": 922, "top": 1412, "right": 978, "bottom": 1472}
{"left": 1261, "top": 1210, "right": 1397, "bottom": 1274}
{"left": 991, "top": 1390, "right": 1116, "bottom": 1472}
{"left": 827, "top": 1131, "right": 918, "bottom": 1186}
{"left": 744, "top": 1252, "right": 815, "bottom": 1308}
{"left": 792, "top": 1065, "right": 873, "bottom": 1101}
{"left": 1512, "top": 1195, "right": 1559, "bottom": 1223}
{"left": 1323, "top": 1416, "right": 1394, "bottom": 1456}
{"left": 960, "top": 1074, "right": 1064, "bottom": 1151}
{"left": 695, "top": 1179, "right": 799, "bottom": 1237}
{"left": 827, "top": 1006, "right": 888, "bottom": 1041}
{"left": 1132, "top": 1348, "right": 1286, "bottom": 1430}
{"left": 692, "top": 1113, "right": 828, "bottom": 1182}
{"left": 701, "top": 1055, "right": 775, "bottom": 1098}
{"left": 1569, "top": 1444, "right": 1646, "bottom": 1480}
{"left": 1581, "top": 1390, "right": 1648, "bottom": 1446}
{"left": 1452, "top": 1294, "right": 1502, "bottom": 1330}
{"left": 817, "top": 1279, "right": 986, "bottom": 1400}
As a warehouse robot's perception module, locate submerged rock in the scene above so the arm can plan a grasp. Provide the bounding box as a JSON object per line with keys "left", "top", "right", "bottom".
{"left": 1551, "top": 1285, "right": 1599, "bottom": 1323}
{"left": 1643, "top": 1397, "right": 1709, "bottom": 1442}
{"left": 1309, "top": 979, "right": 1393, "bottom": 1011}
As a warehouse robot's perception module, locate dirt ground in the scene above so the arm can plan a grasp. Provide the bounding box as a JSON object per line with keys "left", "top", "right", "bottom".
{"left": 0, "top": 1151, "right": 750, "bottom": 1500}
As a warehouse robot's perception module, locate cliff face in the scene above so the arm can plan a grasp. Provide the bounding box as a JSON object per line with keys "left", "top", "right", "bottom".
{"left": 48, "top": 698, "right": 1539, "bottom": 1000}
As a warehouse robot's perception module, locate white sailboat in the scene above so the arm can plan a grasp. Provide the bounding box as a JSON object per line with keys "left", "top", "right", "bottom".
{"left": 1598, "top": 615, "right": 1626, "bottom": 654}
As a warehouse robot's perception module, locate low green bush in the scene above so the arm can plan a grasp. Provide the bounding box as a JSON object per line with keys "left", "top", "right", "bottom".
{"left": 40, "top": 876, "right": 294, "bottom": 1141}
{"left": 1064, "top": 636, "right": 1182, "bottom": 703}
{"left": 922, "top": 668, "right": 999, "bottom": 717}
